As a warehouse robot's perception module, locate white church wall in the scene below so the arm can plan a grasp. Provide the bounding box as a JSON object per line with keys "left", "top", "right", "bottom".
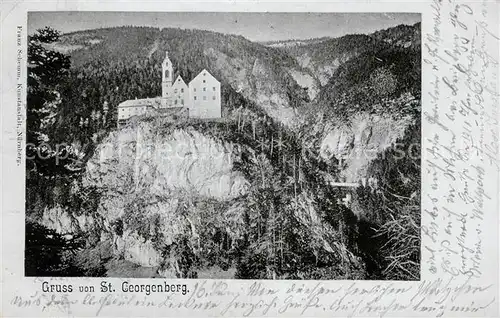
{"left": 188, "top": 70, "right": 221, "bottom": 119}
{"left": 118, "top": 104, "right": 151, "bottom": 120}
{"left": 171, "top": 76, "right": 190, "bottom": 108}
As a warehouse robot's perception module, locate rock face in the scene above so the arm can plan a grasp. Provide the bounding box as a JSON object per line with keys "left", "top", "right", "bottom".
{"left": 287, "top": 68, "right": 320, "bottom": 100}
{"left": 40, "top": 205, "right": 98, "bottom": 234}
{"left": 40, "top": 122, "right": 249, "bottom": 271}
{"left": 204, "top": 48, "right": 299, "bottom": 127}
{"left": 115, "top": 230, "right": 162, "bottom": 267}
{"left": 250, "top": 58, "right": 298, "bottom": 126}
{"left": 319, "top": 112, "right": 414, "bottom": 182}
{"left": 296, "top": 52, "right": 349, "bottom": 86}
{"left": 86, "top": 124, "right": 248, "bottom": 200}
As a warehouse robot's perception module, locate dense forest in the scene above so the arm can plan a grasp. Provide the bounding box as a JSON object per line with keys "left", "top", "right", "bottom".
{"left": 26, "top": 23, "right": 421, "bottom": 280}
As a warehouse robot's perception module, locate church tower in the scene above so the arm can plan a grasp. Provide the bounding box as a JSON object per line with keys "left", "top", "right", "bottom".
{"left": 161, "top": 51, "right": 173, "bottom": 107}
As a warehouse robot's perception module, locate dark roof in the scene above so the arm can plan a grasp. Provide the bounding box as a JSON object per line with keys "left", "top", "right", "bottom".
{"left": 118, "top": 98, "right": 159, "bottom": 108}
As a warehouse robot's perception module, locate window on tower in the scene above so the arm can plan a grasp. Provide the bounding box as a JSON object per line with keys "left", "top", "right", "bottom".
{"left": 181, "top": 88, "right": 184, "bottom": 93}
{"left": 165, "top": 70, "right": 169, "bottom": 78}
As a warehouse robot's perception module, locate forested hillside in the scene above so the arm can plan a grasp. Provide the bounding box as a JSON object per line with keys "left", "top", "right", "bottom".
{"left": 276, "top": 22, "right": 420, "bottom": 87}
{"left": 311, "top": 32, "right": 421, "bottom": 120}
{"left": 26, "top": 22, "right": 421, "bottom": 280}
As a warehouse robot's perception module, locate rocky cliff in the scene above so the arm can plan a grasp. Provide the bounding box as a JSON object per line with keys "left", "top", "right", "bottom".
{"left": 319, "top": 112, "right": 415, "bottom": 182}
{"left": 36, "top": 116, "right": 368, "bottom": 278}
{"left": 204, "top": 48, "right": 300, "bottom": 126}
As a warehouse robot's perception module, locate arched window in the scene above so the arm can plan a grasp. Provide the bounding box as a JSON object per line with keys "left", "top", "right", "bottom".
{"left": 164, "top": 70, "right": 170, "bottom": 78}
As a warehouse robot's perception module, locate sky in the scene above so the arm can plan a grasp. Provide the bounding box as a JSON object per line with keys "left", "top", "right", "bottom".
{"left": 28, "top": 12, "right": 420, "bottom": 42}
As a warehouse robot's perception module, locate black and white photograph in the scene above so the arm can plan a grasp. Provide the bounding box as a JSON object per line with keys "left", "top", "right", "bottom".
{"left": 25, "top": 12, "right": 422, "bottom": 280}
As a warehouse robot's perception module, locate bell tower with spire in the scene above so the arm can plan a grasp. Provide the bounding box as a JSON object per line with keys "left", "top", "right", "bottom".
{"left": 161, "top": 51, "right": 173, "bottom": 107}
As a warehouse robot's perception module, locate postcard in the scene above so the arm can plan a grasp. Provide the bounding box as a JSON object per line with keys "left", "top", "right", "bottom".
{"left": 1, "top": 0, "right": 498, "bottom": 317}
